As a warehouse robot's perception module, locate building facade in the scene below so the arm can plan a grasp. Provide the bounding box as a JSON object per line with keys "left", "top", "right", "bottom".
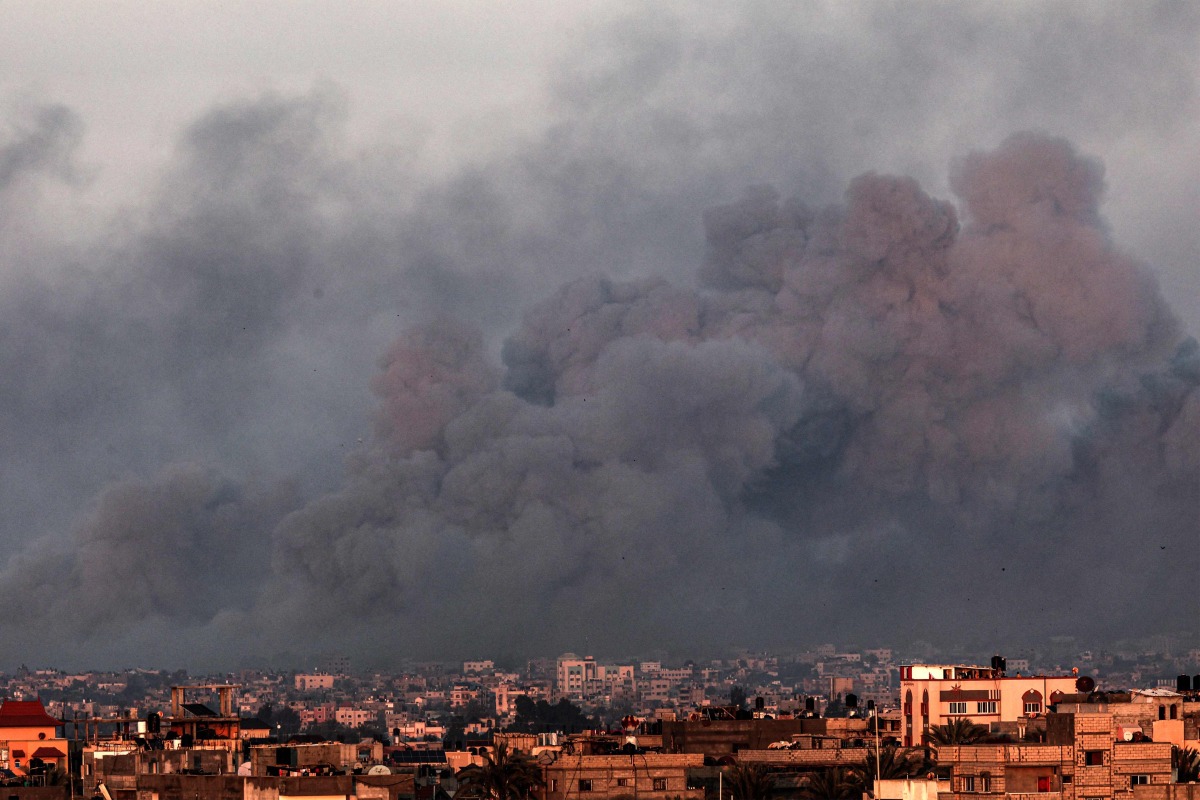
{"left": 899, "top": 663, "right": 1078, "bottom": 746}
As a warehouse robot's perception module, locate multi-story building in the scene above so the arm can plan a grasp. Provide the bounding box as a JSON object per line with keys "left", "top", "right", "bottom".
{"left": 334, "top": 707, "right": 375, "bottom": 729}
{"left": 541, "top": 753, "right": 703, "bottom": 800}
{"left": 294, "top": 674, "right": 336, "bottom": 692}
{"left": 899, "top": 662, "right": 1078, "bottom": 746}
{"left": 463, "top": 661, "right": 494, "bottom": 675}
{"left": 935, "top": 711, "right": 1173, "bottom": 800}
{"left": 557, "top": 655, "right": 598, "bottom": 700}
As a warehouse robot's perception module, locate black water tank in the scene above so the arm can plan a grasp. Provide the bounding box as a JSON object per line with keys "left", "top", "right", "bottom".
{"left": 1177, "top": 675, "right": 1192, "bottom": 693}
{"left": 755, "top": 697, "right": 765, "bottom": 710}
{"left": 846, "top": 694, "right": 858, "bottom": 709}
{"left": 805, "top": 697, "right": 815, "bottom": 712}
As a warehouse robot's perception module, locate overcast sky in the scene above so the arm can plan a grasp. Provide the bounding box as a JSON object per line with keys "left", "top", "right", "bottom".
{"left": 0, "top": 2, "right": 1195, "bottom": 670}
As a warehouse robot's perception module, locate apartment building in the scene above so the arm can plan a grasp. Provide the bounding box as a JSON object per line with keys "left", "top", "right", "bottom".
{"left": 899, "top": 662, "right": 1078, "bottom": 746}
{"left": 294, "top": 674, "right": 335, "bottom": 692}
{"left": 935, "top": 711, "right": 1173, "bottom": 800}
{"left": 541, "top": 753, "right": 703, "bottom": 800}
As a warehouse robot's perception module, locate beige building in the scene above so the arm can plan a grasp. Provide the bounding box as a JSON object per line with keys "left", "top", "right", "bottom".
{"left": 294, "top": 675, "right": 336, "bottom": 692}
{"left": 1056, "top": 689, "right": 1197, "bottom": 750}
{"left": 540, "top": 753, "right": 703, "bottom": 800}
{"left": 899, "top": 663, "right": 1078, "bottom": 746}
{"left": 935, "top": 711, "right": 1174, "bottom": 800}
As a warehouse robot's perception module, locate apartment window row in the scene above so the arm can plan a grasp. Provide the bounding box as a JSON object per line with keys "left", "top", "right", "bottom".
{"left": 1130, "top": 775, "right": 1149, "bottom": 786}
{"left": 575, "top": 778, "right": 668, "bottom": 792}
{"left": 960, "top": 776, "right": 992, "bottom": 792}
{"left": 949, "top": 702, "right": 967, "bottom": 714}
{"left": 1024, "top": 701, "right": 1042, "bottom": 714}
{"left": 976, "top": 701, "right": 997, "bottom": 714}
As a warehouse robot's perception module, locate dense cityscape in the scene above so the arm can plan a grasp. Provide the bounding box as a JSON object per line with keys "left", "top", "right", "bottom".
{"left": 1, "top": 6, "right": 1196, "bottom": 800}
{"left": 0, "top": 637, "right": 1198, "bottom": 800}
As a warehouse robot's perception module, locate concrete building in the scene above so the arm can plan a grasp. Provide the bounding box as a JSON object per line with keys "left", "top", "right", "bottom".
{"left": 294, "top": 675, "right": 336, "bottom": 692}
{"left": 0, "top": 699, "right": 69, "bottom": 775}
{"left": 540, "top": 753, "right": 703, "bottom": 800}
{"left": 899, "top": 662, "right": 1078, "bottom": 746}
{"left": 934, "top": 711, "right": 1174, "bottom": 800}
{"left": 556, "top": 656, "right": 598, "bottom": 700}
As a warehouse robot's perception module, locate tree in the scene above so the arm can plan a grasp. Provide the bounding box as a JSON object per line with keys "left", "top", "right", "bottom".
{"left": 926, "top": 719, "right": 991, "bottom": 746}
{"left": 729, "top": 687, "right": 748, "bottom": 711}
{"left": 798, "top": 768, "right": 855, "bottom": 800}
{"left": 456, "top": 742, "right": 544, "bottom": 800}
{"left": 1174, "top": 746, "right": 1200, "bottom": 783}
{"left": 256, "top": 703, "right": 301, "bottom": 736}
{"left": 848, "top": 745, "right": 929, "bottom": 793}
{"left": 727, "top": 763, "right": 775, "bottom": 800}
{"left": 508, "top": 697, "right": 596, "bottom": 733}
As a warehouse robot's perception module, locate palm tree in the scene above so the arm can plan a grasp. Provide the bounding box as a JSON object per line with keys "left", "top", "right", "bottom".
{"left": 926, "top": 719, "right": 990, "bottom": 746}
{"left": 457, "top": 742, "right": 545, "bottom": 800}
{"left": 799, "top": 768, "right": 856, "bottom": 800}
{"left": 727, "top": 762, "right": 775, "bottom": 800}
{"left": 849, "top": 745, "right": 930, "bottom": 792}
{"left": 1173, "top": 746, "right": 1200, "bottom": 783}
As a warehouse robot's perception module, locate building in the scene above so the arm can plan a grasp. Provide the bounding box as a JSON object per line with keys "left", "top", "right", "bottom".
{"left": 540, "top": 753, "right": 703, "bottom": 800}
{"left": 899, "top": 662, "right": 1078, "bottom": 746}
{"left": 934, "top": 710, "right": 1174, "bottom": 800}
{"left": 294, "top": 675, "right": 336, "bottom": 692}
{"left": 557, "top": 655, "right": 598, "bottom": 700}
{"left": 0, "top": 698, "right": 69, "bottom": 776}
{"left": 462, "top": 662, "right": 494, "bottom": 674}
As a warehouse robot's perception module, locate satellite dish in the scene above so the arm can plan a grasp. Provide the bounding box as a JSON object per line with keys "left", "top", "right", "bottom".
{"left": 1076, "top": 676, "right": 1096, "bottom": 693}
{"left": 367, "top": 765, "right": 392, "bottom": 776}
{"left": 237, "top": 762, "right": 252, "bottom": 776}
{"left": 536, "top": 751, "right": 557, "bottom": 766}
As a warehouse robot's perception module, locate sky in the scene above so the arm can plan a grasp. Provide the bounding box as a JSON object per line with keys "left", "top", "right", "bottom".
{"left": 0, "top": 1, "right": 1195, "bottom": 670}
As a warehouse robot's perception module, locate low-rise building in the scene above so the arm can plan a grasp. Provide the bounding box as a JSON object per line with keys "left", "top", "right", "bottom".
{"left": 541, "top": 753, "right": 703, "bottom": 800}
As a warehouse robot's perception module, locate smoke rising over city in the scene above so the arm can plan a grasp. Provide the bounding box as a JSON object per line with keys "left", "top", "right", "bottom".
{"left": 0, "top": 3, "right": 1195, "bottom": 668}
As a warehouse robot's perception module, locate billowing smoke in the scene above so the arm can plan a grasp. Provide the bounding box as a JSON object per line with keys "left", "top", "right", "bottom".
{"left": 0, "top": 3, "right": 1197, "bottom": 668}
{"left": 254, "top": 133, "right": 1194, "bottom": 659}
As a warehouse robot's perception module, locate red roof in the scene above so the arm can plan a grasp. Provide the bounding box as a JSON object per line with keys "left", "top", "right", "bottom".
{"left": 0, "top": 700, "right": 61, "bottom": 728}
{"left": 31, "top": 747, "right": 65, "bottom": 759}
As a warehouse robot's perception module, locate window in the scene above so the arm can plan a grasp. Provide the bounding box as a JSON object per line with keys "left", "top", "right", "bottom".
{"left": 949, "top": 702, "right": 967, "bottom": 714}
{"left": 1085, "top": 751, "right": 1105, "bottom": 766}
{"left": 1024, "top": 702, "right": 1041, "bottom": 714}
{"left": 962, "top": 777, "right": 976, "bottom": 792}
{"left": 976, "top": 701, "right": 997, "bottom": 714}
{"left": 549, "top": 780, "right": 557, "bottom": 792}
{"left": 979, "top": 776, "right": 991, "bottom": 792}
{"left": 579, "top": 780, "right": 592, "bottom": 792}
{"left": 653, "top": 779, "right": 667, "bottom": 791}
{"left": 1130, "top": 776, "right": 1149, "bottom": 787}
{"left": 616, "top": 779, "right": 630, "bottom": 787}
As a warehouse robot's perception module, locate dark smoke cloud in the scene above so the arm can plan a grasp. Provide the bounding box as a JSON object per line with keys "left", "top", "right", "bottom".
{"left": 0, "top": 3, "right": 1195, "bottom": 667}
{"left": 254, "top": 133, "right": 1194, "bottom": 661}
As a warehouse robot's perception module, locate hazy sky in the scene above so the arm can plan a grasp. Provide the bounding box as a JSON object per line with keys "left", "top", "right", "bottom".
{"left": 0, "top": 2, "right": 1195, "bottom": 670}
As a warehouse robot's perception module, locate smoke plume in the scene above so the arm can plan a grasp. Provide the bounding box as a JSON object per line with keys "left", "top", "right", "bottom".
{"left": 0, "top": 2, "right": 1196, "bottom": 668}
